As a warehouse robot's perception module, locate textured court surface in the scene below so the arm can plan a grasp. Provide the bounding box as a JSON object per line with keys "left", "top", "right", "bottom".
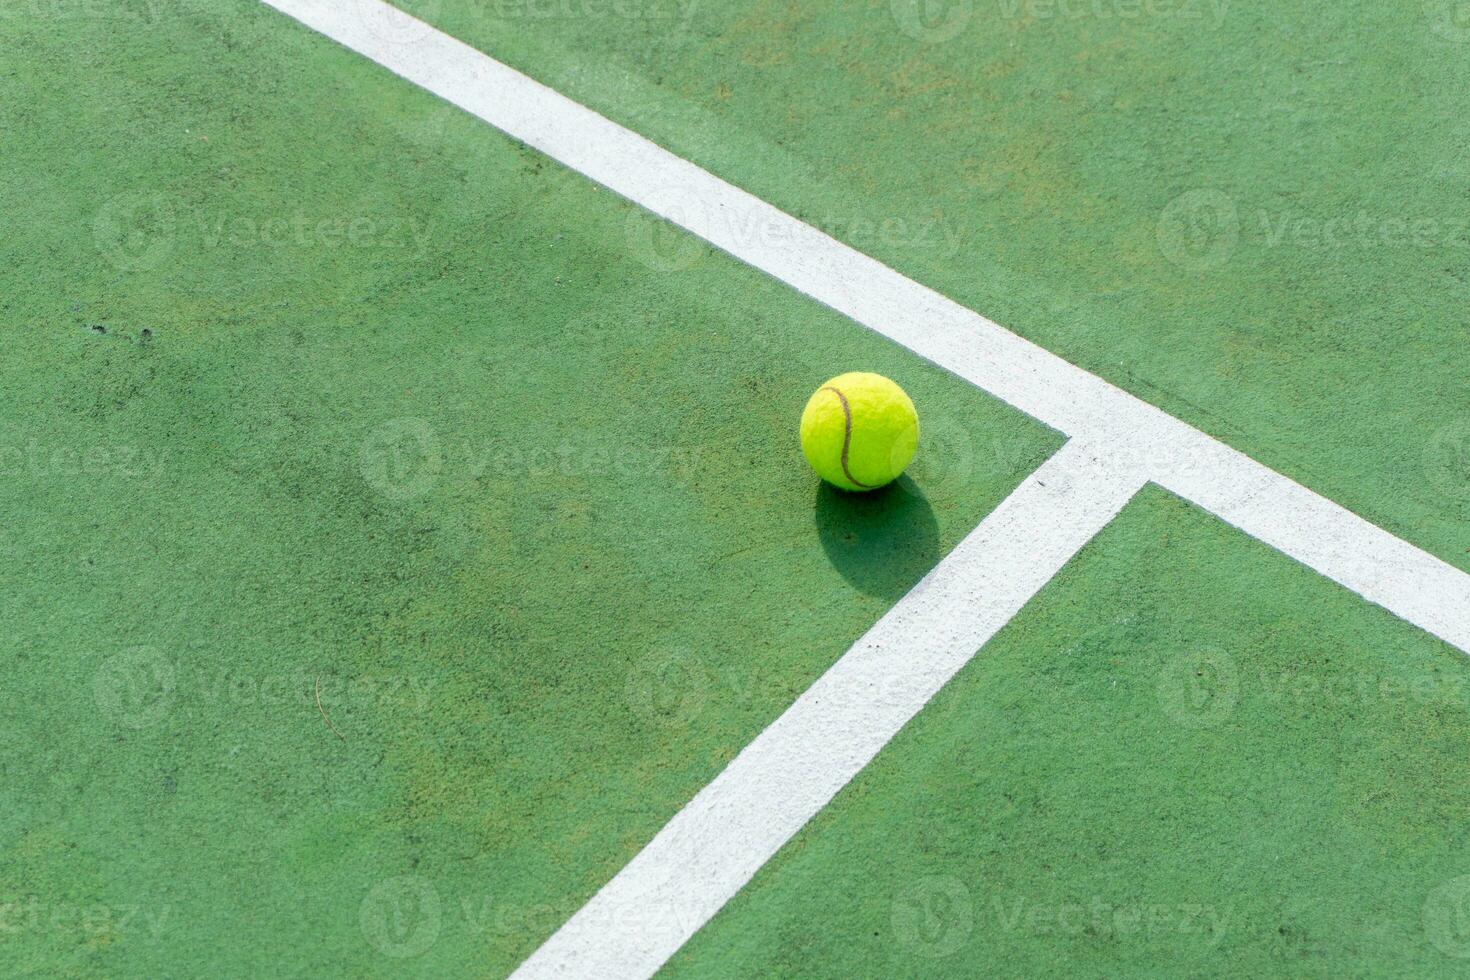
{"left": 4, "top": 1, "right": 1470, "bottom": 976}
{"left": 394, "top": 0, "right": 1470, "bottom": 572}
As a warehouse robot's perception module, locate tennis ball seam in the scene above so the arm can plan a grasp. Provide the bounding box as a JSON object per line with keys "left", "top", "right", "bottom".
{"left": 820, "top": 385, "right": 876, "bottom": 490}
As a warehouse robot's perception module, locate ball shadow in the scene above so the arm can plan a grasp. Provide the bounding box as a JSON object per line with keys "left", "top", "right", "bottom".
{"left": 814, "top": 476, "right": 941, "bottom": 601}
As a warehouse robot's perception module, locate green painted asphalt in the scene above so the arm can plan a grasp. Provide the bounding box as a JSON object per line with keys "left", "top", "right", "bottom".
{"left": 5, "top": 1, "right": 1469, "bottom": 976}
{"left": 0, "top": 3, "right": 1056, "bottom": 975}
{"left": 399, "top": 0, "right": 1470, "bottom": 577}
{"left": 668, "top": 486, "right": 1470, "bottom": 977}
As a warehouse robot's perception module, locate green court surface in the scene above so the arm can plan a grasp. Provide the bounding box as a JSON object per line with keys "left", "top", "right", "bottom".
{"left": 669, "top": 487, "right": 1470, "bottom": 977}
{"left": 3, "top": 0, "right": 1470, "bottom": 977}
{"left": 401, "top": 0, "right": 1470, "bottom": 572}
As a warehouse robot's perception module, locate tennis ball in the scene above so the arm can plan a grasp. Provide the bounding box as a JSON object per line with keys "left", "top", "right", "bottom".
{"left": 800, "top": 372, "right": 919, "bottom": 491}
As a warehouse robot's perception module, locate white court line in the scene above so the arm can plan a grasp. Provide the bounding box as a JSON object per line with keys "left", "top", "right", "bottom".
{"left": 255, "top": 0, "right": 1470, "bottom": 974}
{"left": 513, "top": 440, "right": 1146, "bottom": 978}
{"left": 262, "top": 0, "right": 1470, "bottom": 658}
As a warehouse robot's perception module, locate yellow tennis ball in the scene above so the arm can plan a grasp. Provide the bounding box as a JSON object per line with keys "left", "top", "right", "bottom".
{"left": 800, "top": 372, "right": 919, "bottom": 491}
